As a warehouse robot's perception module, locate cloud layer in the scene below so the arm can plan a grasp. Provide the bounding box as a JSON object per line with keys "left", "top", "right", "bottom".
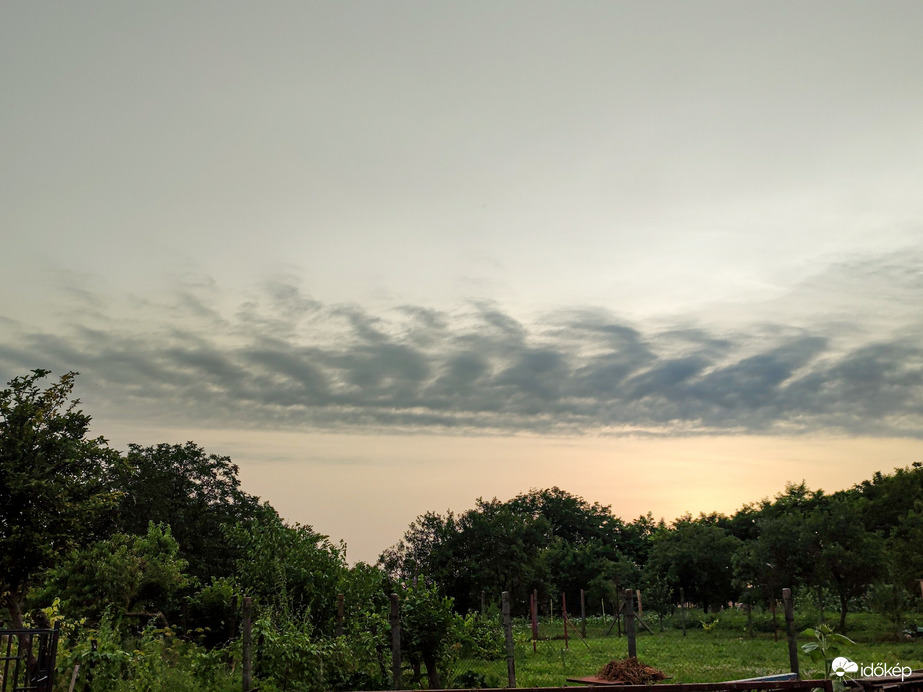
{"left": 2, "top": 261, "right": 921, "bottom": 439}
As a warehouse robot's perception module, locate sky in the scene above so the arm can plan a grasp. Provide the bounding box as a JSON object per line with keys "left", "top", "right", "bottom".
{"left": 2, "top": 1, "right": 922, "bottom": 564}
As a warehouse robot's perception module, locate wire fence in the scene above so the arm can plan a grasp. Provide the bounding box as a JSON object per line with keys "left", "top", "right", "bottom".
{"left": 447, "top": 590, "right": 923, "bottom": 689}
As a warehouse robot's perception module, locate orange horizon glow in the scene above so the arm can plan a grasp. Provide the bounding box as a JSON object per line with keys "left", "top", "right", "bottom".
{"left": 95, "top": 420, "right": 923, "bottom": 564}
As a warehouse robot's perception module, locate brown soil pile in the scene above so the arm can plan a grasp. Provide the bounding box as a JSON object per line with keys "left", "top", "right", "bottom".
{"left": 596, "top": 658, "right": 668, "bottom": 684}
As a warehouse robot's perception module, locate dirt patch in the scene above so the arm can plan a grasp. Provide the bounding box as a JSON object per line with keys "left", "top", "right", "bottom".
{"left": 596, "top": 658, "right": 668, "bottom": 684}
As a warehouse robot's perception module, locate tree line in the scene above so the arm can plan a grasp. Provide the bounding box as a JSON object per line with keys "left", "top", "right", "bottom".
{"left": 380, "top": 469, "right": 923, "bottom": 633}
{"left": 2, "top": 369, "right": 922, "bottom": 689}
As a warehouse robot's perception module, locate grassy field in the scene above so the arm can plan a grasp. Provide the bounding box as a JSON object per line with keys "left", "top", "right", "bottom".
{"left": 451, "top": 611, "right": 923, "bottom": 688}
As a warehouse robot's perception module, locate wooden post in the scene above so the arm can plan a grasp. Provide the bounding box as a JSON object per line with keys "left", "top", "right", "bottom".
{"left": 636, "top": 589, "right": 643, "bottom": 618}
{"left": 783, "top": 588, "right": 799, "bottom": 678}
{"left": 624, "top": 589, "right": 637, "bottom": 658}
{"left": 502, "top": 591, "right": 516, "bottom": 688}
{"left": 616, "top": 598, "right": 621, "bottom": 637}
{"left": 336, "top": 593, "right": 344, "bottom": 637}
{"left": 242, "top": 597, "right": 252, "bottom": 692}
{"left": 530, "top": 592, "right": 538, "bottom": 653}
{"left": 680, "top": 587, "right": 686, "bottom": 638}
{"left": 390, "top": 593, "right": 401, "bottom": 690}
{"left": 580, "top": 589, "right": 587, "bottom": 638}
{"left": 918, "top": 579, "right": 923, "bottom": 601}
{"left": 562, "top": 592, "right": 569, "bottom": 650}
{"left": 67, "top": 664, "right": 80, "bottom": 692}
{"left": 746, "top": 599, "right": 753, "bottom": 638}
{"left": 614, "top": 580, "right": 621, "bottom": 637}
{"left": 770, "top": 597, "right": 779, "bottom": 642}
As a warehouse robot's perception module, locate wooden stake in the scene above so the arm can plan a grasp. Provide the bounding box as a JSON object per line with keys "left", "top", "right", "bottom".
{"left": 562, "top": 592, "right": 569, "bottom": 650}
{"left": 502, "top": 591, "right": 516, "bottom": 688}
{"left": 783, "top": 588, "right": 799, "bottom": 678}
{"left": 624, "top": 589, "right": 637, "bottom": 658}
{"left": 580, "top": 589, "right": 587, "bottom": 638}
{"left": 242, "top": 597, "right": 252, "bottom": 692}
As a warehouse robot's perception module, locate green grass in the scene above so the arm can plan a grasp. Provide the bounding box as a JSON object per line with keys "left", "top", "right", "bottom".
{"left": 451, "top": 613, "right": 923, "bottom": 688}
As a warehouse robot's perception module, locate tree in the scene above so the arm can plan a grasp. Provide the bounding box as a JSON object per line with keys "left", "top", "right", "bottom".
{"left": 645, "top": 516, "right": 741, "bottom": 613}
{"left": 115, "top": 442, "right": 263, "bottom": 582}
{"left": 31, "top": 522, "right": 189, "bottom": 624}
{"left": 400, "top": 582, "right": 458, "bottom": 689}
{"left": 889, "top": 499, "right": 923, "bottom": 594}
{"left": 226, "top": 508, "right": 347, "bottom": 633}
{"left": 0, "top": 370, "right": 121, "bottom": 629}
{"left": 807, "top": 494, "right": 885, "bottom": 632}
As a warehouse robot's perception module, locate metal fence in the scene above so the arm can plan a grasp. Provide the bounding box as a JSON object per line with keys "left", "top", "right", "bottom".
{"left": 0, "top": 627, "right": 59, "bottom": 692}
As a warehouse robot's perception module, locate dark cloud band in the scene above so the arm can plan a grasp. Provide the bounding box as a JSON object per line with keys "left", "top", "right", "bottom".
{"left": 1, "top": 278, "right": 921, "bottom": 438}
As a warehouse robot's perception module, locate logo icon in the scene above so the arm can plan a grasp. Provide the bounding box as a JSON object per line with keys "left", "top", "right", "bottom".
{"left": 831, "top": 657, "right": 858, "bottom": 677}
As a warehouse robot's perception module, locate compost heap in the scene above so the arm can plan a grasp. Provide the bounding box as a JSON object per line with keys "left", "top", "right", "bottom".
{"left": 596, "top": 658, "right": 667, "bottom": 684}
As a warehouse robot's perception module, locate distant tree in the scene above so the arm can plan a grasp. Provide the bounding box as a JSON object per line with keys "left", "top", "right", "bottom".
{"left": 382, "top": 488, "right": 651, "bottom": 616}
{"left": 379, "top": 511, "right": 458, "bottom": 587}
{"left": 645, "top": 516, "right": 741, "bottom": 613}
{"left": 620, "top": 512, "right": 666, "bottom": 566}
{"left": 449, "top": 498, "right": 551, "bottom": 613}
{"left": 640, "top": 566, "right": 674, "bottom": 630}
{"left": 509, "top": 487, "right": 623, "bottom": 547}
{"left": 807, "top": 494, "right": 885, "bottom": 632}
{"left": 888, "top": 499, "right": 923, "bottom": 594}
{"left": 0, "top": 370, "right": 121, "bottom": 629}
{"left": 857, "top": 463, "right": 923, "bottom": 536}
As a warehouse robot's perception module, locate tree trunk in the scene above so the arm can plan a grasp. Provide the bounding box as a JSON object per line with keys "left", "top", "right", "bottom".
{"left": 4, "top": 591, "right": 25, "bottom": 631}
{"left": 838, "top": 593, "right": 849, "bottom": 633}
{"left": 422, "top": 651, "right": 441, "bottom": 689}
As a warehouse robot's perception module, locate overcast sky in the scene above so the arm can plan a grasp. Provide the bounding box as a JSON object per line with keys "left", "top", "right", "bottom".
{"left": 2, "top": 1, "right": 922, "bottom": 562}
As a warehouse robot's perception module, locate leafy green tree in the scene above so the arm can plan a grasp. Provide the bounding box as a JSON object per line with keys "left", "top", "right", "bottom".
{"left": 382, "top": 488, "right": 646, "bottom": 616}
{"left": 509, "top": 487, "right": 623, "bottom": 547}
{"left": 888, "top": 499, "right": 923, "bottom": 593}
{"left": 807, "top": 495, "right": 885, "bottom": 632}
{"left": 226, "top": 508, "right": 347, "bottom": 633}
{"left": 620, "top": 512, "right": 666, "bottom": 566}
{"left": 32, "top": 522, "right": 189, "bottom": 624}
{"left": 115, "top": 442, "right": 263, "bottom": 582}
{"left": 0, "top": 370, "right": 121, "bottom": 629}
{"left": 646, "top": 516, "right": 741, "bottom": 613}
{"left": 857, "top": 463, "right": 923, "bottom": 536}
{"left": 640, "top": 566, "right": 674, "bottom": 630}
{"left": 399, "top": 582, "right": 458, "bottom": 689}
{"left": 450, "top": 498, "right": 550, "bottom": 613}
{"left": 379, "top": 511, "right": 458, "bottom": 588}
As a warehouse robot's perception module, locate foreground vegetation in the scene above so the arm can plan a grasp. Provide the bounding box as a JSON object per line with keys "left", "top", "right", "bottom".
{"left": 2, "top": 370, "right": 923, "bottom": 690}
